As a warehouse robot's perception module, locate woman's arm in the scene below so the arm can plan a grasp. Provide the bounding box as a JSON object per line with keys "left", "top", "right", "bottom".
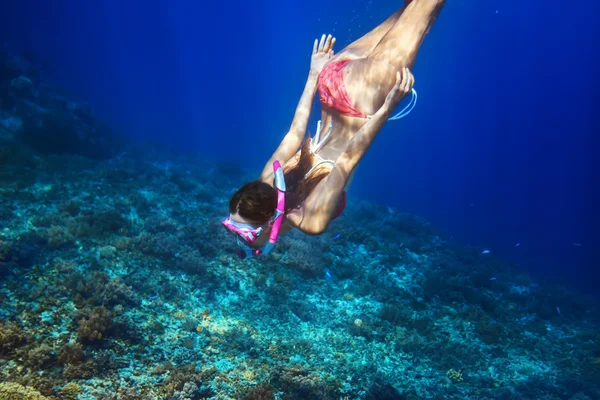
{"left": 260, "top": 35, "right": 336, "bottom": 181}
{"left": 287, "top": 68, "right": 415, "bottom": 234}
{"left": 259, "top": 70, "right": 319, "bottom": 180}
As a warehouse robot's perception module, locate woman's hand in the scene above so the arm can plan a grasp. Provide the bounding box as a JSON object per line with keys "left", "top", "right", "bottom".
{"left": 310, "top": 34, "right": 336, "bottom": 74}
{"left": 383, "top": 67, "right": 415, "bottom": 111}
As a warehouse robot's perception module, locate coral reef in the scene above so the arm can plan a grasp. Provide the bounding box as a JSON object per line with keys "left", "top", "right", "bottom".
{"left": 0, "top": 49, "right": 120, "bottom": 159}
{"left": 0, "top": 382, "right": 52, "bottom": 400}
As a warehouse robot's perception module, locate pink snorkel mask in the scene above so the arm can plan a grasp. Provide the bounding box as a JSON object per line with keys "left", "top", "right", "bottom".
{"left": 221, "top": 160, "right": 286, "bottom": 259}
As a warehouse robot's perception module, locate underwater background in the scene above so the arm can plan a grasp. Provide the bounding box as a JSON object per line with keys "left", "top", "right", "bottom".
{"left": 1, "top": 0, "right": 599, "bottom": 399}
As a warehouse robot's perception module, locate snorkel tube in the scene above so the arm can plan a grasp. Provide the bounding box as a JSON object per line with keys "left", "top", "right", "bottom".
{"left": 258, "top": 160, "right": 286, "bottom": 256}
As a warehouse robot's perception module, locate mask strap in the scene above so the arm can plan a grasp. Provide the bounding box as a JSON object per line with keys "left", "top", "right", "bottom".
{"left": 261, "top": 160, "right": 286, "bottom": 255}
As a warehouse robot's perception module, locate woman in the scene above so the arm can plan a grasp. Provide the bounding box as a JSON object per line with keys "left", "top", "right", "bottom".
{"left": 222, "top": 0, "right": 445, "bottom": 259}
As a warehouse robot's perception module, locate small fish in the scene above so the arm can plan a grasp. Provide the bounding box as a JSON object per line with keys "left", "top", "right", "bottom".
{"left": 481, "top": 249, "right": 491, "bottom": 255}
{"left": 519, "top": 316, "right": 527, "bottom": 322}
{"left": 515, "top": 243, "right": 521, "bottom": 247}
{"left": 324, "top": 268, "right": 333, "bottom": 280}
{"left": 333, "top": 234, "right": 341, "bottom": 240}
{"left": 489, "top": 277, "right": 496, "bottom": 281}
{"left": 556, "top": 306, "right": 561, "bottom": 316}
{"left": 572, "top": 242, "right": 583, "bottom": 247}
{"left": 148, "top": 293, "right": 159, "bottom": 302}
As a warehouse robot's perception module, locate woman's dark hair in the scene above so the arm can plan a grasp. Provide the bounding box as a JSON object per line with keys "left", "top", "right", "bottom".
{"left": 229, "top": 180, "right": 277, "bottom": 224}
{"left": 229, "top": 138, "right": 330, "bottom": 225}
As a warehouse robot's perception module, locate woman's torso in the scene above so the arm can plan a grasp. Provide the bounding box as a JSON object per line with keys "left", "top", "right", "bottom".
{"left": 263, "top": 52, "right": 377, "bottom": 233}
{"left": 283, "top": 51, "right": 374, "bottom": 176}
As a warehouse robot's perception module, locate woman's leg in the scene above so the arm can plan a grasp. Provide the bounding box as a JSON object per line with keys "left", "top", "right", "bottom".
{"left": 333, "top": 1, "right": 413, "bottom": 60}
{"left": 344, "top": 0, "right": 445, "bottom": 115}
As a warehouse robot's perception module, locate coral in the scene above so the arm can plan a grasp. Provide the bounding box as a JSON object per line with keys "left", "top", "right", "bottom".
{"left": 63, "top": 361, "right": 95, "bottom": 380}
{"left": 289, "top": 300, "right": 318, "bottom": 323}
{"left": 242, "top": 383, "right": 275, "bottom": 400}
{"left": 266, "top": 280, "right": 291, "bottom": 304}
{"left": 65, "top": 216, "right": 92, "bottom": 238}
{"left": 159, "top": 364, "right": 200, "bottom": 397}
{"left": 92, "top": 209, "right": 127, "bottom": 234}
{"left": 447, "top": 369, "right": 464, "bottom": 384}
{"left": 144, "top": 213, "right": 178, "bottom": 233}
{"left": 46, "top": 225, "right": 74, "bottom": 247}
{"left": 96, "top": 387, "right": 143, "bottom": 400}
{"left": 97, "top": 245, "right": 117, "bottom": 259}
{"left": 177, "top": 248, "right": 208, "bottom": 276}
{"left": 379, "top": 303, "right": 411, "bottom": 326}
{"left": 57, "top": 200, "right": 80, "bottom": 216}
{"left": 158, "top": 364, "right": 216, "bottom": 398}
{"left": 0, "top": 240, "right": 11, "bottom": 262}
{"left": 17, "top": 100, "right": 117, "bottom": 159}
{"left": 365, "top": 382, "right": 404, "bottom": 400}
{"left": 222, "top": 327, "right": 259, "bottom": 356}
{"left": 171, "top": 382, "right": 201, "bottom": 400}
{"left": 133, "top": 231, "right": 179, "bottom": 259}
{"left": 65, "top": 271, "right": 139, "bottom": 308}
{"left": 474, "top": 317, "right": 505, "bottom": 345}
{"left": 77, "top": 306, "right": 113, "bottom": 343}
{"left": 0, "top": 373, "right": 55, "bottom": 398}
{"left": 60, "top": 383, "right": 81, "bottom": 400}
{"left": 22, "top": 343, "right": 54, "bottom": 368}
{"left": 0, "top": 322, "right": 32, "bottom": 356}
{"left": 57, "top": 342, "right": 84, "bottom": 365}
{"left": 271, "top": 364, "right": 339, "bottom": 400}
{"left": 0, "top": 382, "right": 51, "bottom": 400}
{"left": 99, "top": 276, "right": 139, "bottom": 306}
{"left": 114, "top": 236, "right": 131, "bottom": 250}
